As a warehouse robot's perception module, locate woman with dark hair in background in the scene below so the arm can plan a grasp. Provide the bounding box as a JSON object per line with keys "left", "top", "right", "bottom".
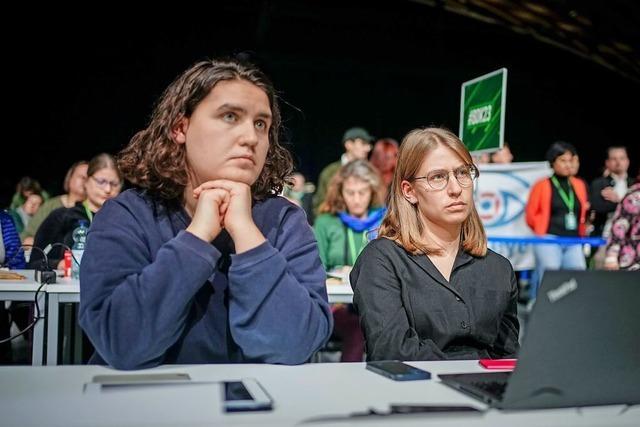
{"left": 79, "top": 58, "right": 332, "bottom": 369}
{"left": 8, "top": 177, "right": 49, "bottom": 211}
{"left": 9, "top": 193, "right": 43, "bottom": 239}
{"left": 526, "top": 141, "right": 588, "bottom": 297}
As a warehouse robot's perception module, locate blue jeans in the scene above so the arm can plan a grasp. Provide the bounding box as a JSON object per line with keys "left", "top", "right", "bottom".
{"left": 532, "top": 237, "right": 586, "bottom": 299}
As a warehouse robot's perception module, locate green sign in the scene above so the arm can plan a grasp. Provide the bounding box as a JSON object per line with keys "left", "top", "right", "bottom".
{"left": 459, "top": 68, "right": 507, "bottom": 153}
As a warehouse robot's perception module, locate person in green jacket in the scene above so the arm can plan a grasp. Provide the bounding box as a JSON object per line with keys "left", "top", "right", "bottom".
{"left": 9, "top": 193, "right": 43, "bottom": 238}
{"left": 314, "top": 159, "right": 386, "bottom": 361}
{"left": 9, "top": 177, "right": 49, "bottom": 210}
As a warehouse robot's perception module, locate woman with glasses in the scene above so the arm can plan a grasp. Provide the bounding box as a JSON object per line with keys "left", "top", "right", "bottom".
{"left": 30, "top": 153, "right": 122, "bottom": 269}
{"left": 351, "top": 127, "right": 519, "bottom": 361}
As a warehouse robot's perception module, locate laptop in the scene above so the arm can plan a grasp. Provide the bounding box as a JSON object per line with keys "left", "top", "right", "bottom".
{"left": 439, "top": 270, "right": 640, "bottom": 410}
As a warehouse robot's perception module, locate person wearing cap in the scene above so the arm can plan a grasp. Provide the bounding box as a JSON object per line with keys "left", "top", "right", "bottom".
{"left": 313, "top": 127, "right": 374, "bottom": 213}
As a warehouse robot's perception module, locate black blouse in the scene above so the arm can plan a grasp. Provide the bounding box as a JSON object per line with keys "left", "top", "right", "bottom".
{"left": 350, "top": 238, "right": 520, "bottom": 361}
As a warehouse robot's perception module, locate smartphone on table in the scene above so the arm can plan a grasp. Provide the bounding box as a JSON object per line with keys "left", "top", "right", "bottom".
{"left": 366, "top": 360, "right": 431, "bottom": 381}
{"left": 91, "top": 373, "right": 191, "bottom": 386}
{"left": 223, "top": 378, "right": 273, "bottom": 412}
{"left": 478, "top": 358, "right": 517, "bottom": 370}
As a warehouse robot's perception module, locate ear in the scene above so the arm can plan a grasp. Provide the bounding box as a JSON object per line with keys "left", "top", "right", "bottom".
{"left": 171, "top": 117, "right": 189, "bottom": 145}
{"left": 401, "top": 180, "right": 417, "bottom": 205}
{"left": 344, "top": 139, "right": 353, "bottom": 152}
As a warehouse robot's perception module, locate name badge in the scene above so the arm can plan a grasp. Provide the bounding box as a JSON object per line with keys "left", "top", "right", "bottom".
{"left": 564, "top": 212, "right": 577, "bottom": 230}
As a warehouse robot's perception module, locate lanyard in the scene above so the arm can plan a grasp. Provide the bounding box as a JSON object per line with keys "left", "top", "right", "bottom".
{"left": 550, "top": 176, "right": 575, "bottom": 211}
{"left": 347, "top": 228, "right": 368, "bottom": 265}
{"left": 82, "top": 201, "right": 94, "bottom": 224}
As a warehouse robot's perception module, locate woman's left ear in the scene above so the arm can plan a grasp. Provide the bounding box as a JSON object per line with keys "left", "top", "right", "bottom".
{"left": 401, "top": 180, "right": 417, "bottom": 205}
{"left": 171, "top": 117, "right": 189, "bottom": 144}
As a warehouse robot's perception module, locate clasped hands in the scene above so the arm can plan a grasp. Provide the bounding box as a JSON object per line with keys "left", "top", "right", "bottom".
{"left": 186, "top": 180, "right": 265, "bottom": 252}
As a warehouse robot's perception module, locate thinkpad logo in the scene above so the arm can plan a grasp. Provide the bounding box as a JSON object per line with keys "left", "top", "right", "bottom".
{"left": 547, "top": 278, "right": 578, "bottom": 303}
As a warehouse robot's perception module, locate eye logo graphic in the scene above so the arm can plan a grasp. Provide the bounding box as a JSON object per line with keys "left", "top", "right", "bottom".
{"left": 474, "top": 172, "right": 529, "bottom": 228}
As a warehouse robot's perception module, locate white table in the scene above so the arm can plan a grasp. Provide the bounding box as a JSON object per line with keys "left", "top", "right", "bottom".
{"left": 45, "top": 280, "right": 81, "bottom": 365}
{"left": 0, "top": 271, "right": 46, "bottom": 365}
{"left": 42, "top": 279, "right": 353, "bottom": 365}
{"left": 326, "top": 282, "right": 353, "bottom": 303}
{"left": 1, "top": 360, "right": 637, "bottom": 427}
{"left": 5, "top": 271, "right": 353, "bottom": 365}
{"left": 0, "top": 270, "right": 81, "bottom": 365}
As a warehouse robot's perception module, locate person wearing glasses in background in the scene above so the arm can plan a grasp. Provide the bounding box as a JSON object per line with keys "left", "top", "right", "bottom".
{"left": 30, "top": 154, "right": 122, "bottom": 269}
{"left": 351, "top": 128, "right": 519, "bottom": 361}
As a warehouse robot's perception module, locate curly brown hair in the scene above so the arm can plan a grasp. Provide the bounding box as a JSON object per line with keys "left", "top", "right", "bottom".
{"left": 318, "top": 160, "right": 385, "bottom": 214}
{"left": 118, "top": 58, "right": 293, "bottom": 201}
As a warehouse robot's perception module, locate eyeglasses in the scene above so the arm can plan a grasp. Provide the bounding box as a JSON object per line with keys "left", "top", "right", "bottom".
{"left": 412, "top": 164, "right": 478, "bottom": 190}
{"left": 90, "top": 176, "right": 122, "bottom": 189}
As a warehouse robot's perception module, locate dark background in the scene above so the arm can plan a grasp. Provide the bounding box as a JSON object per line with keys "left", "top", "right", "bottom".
{"left": 2, "top": 1, "right": 638, "bottom": 207}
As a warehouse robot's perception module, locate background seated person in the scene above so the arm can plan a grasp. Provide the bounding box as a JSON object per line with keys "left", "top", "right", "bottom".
{"left": 9, "top": 193, "right": 43, "bottom": 240}
{"left": 22, "top": 161, "right": 88, "bottom": 246}
{"left": 30, "top": 154, "right": 121, "bottom": 269}
{"left": 314, "top": 159, "right": 385, "bottom": 361}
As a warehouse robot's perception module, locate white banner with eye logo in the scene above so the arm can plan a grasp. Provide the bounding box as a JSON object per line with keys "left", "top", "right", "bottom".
{"left": 475, "top": 162, "right": 552, "bottom": 270}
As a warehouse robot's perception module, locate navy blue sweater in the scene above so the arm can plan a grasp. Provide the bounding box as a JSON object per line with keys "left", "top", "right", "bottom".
{"left": 79, "top": 189, "right": 332, "bottom": 369}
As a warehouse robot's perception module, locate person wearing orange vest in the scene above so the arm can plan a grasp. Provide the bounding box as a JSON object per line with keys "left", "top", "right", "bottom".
{"left": 526, "top": 141, "right": 588, "bottom": 298}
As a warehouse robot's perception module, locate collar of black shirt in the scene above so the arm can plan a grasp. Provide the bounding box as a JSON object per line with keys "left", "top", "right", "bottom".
{"left": 408, "top": 249, "right": 474, "bottom": 290}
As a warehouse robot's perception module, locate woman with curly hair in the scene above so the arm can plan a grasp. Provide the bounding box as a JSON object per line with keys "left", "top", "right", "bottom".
{"left": 314, "top": 159, "right": 385, "bottom": 362}
{"left": 79, "top": 58, "right": 332, "bottom": 369}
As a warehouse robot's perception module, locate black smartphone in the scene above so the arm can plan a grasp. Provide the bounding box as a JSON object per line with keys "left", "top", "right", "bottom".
{"left": 223, "top": 379, "right": 273, "bottom": 413}
{"left": 366, "top": 360, "right": 431, "bottom": 381}
{"left": 91, "top": 373, "right": 191, "bottom": 386}
{"left": 390, "top": 404, "right": 482, "bottom": 413}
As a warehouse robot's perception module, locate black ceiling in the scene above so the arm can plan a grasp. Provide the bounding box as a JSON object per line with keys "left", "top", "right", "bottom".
{"left": 412, "top": 0, "right": 640, "bottom": 82}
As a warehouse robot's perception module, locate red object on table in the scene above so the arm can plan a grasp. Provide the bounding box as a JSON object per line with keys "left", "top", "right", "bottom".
{"left": 479, "top": 358, "right": 517, "bottom": 370}
{"left": 63, "top": 250, "right": 72, "bottom": 277}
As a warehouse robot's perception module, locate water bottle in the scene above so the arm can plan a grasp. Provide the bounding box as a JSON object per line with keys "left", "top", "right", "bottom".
{"left": 71, "top": 220, "right": 89, "bottom": 279}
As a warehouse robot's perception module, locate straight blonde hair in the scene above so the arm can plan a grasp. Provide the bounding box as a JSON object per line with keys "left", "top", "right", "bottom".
{"left": 378, "top": 127, "right": 487, "bottom": 256}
